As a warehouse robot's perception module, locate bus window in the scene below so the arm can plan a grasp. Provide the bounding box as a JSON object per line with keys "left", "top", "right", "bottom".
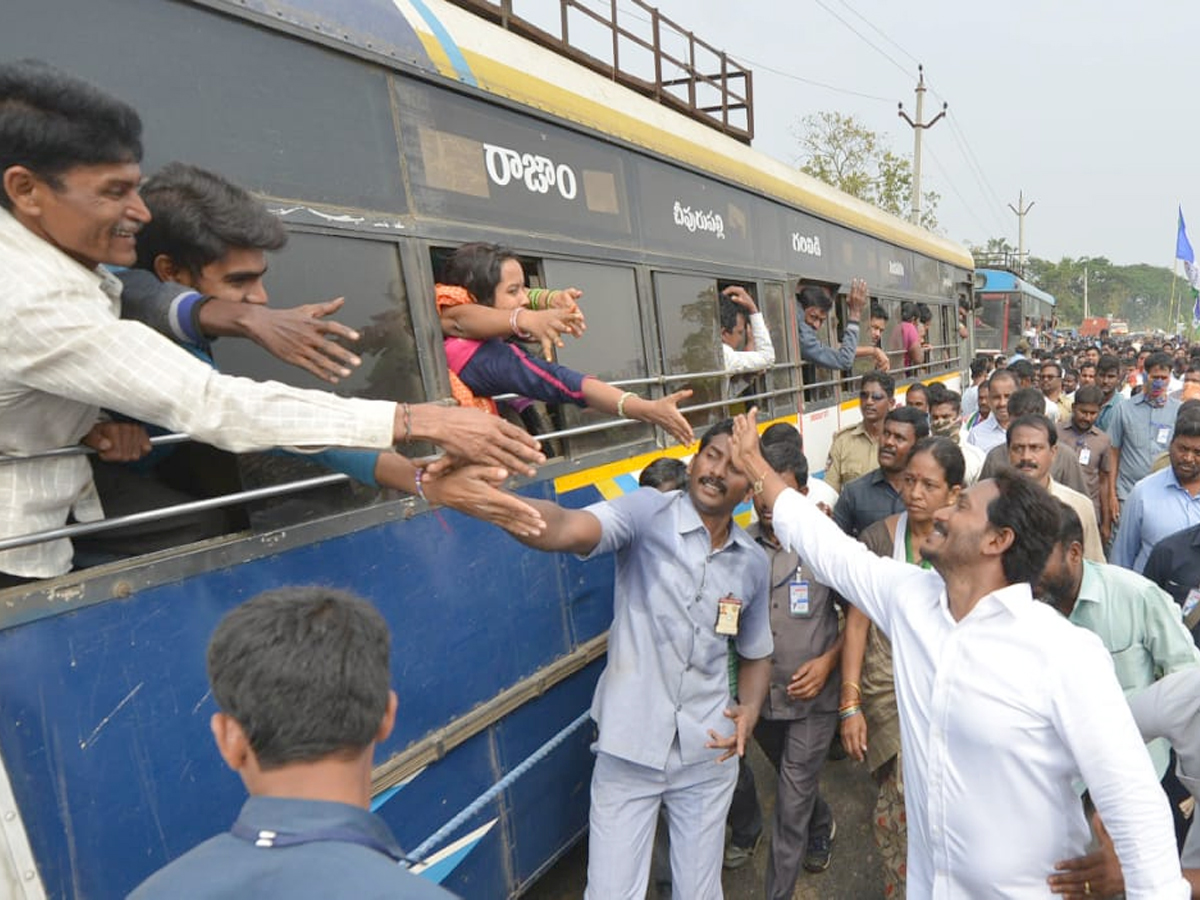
{"left": 544, "top": 259, "right": 652, "bottom": 455}
{"left": 213, "top": 231, "right": 425, "bottom": 529}
{"left": 875, "top": 297, "right": 905, "bottom": 374}
{"left": 653, "top": 273, "right": 723, "bottom": 430}
{"left": 796, "top": 279, "right": 840, "bottom": 408}
{"left": 759, "top": 281, "right": 796, "bottom": 418}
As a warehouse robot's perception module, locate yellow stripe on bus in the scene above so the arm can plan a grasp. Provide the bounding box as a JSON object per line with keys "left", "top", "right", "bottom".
{"left": 553, "top": 413, "right": 798, "bottom": 494}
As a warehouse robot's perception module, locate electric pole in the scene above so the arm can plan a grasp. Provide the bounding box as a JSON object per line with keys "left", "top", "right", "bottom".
{"left": 898, "top": 65, "right": 947, "bottom": 226}
{"left": 1083, "top": 264, "right": 1089, "bottom": 320}
{"left": 1008, "top": 191, "right": 1035, "bottom": 275}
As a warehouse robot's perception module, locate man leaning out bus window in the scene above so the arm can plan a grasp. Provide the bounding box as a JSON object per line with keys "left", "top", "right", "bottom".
{"left": 0, "top": 60, "right": 545, "bottom": 587}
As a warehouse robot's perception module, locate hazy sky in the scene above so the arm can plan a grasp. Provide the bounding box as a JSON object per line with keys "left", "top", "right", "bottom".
{"left": 589, "top": 0, "right": 1196, "bottom": 267}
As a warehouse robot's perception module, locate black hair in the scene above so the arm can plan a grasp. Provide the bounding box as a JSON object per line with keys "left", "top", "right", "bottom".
{"left": 759, "top": 423, "right": 808, "bottom": 487}
{"left": 1009, "top": 359, "right": 1036, "bottom": 383}
{"left": 719, "top": 295, "right": 747, "bottom": 334}
{"left": 135, "top": 163, "right": 286, "bottom": 276}
{"left": 1174, "top": 408, "right": 1200, "bottom": 442}
{"left": 442, "top": 242, "right": 520, "bottom": 307}
{"left": 969, "top": 358, "right": 990, "bottom": 378}
{"left": 1078, "top": 360, "right": 1097, "bottom": 372}
{"left": 1145, "top": 351, "right": 1174, "bottom": 374}
{"left": 885, "top": 405, "right": 930, "bottom": 439}
{"left": 761, "top": 421, "right": 804, "bottom": 452}
{"left": 1008, "top": 387, "right": 1048, "bottom": 418}
{"left": 1039, "top": 360, "right": 1062, "bottom": 378}
{"left": 928, "top": 384, "right": 962, "bottom": 413}
{"left": 0, "top": 60, "right": 143, "bottom": 210}
{"left": 987, "top": 470, "right": 1062, "bottom": 585}
{"left": 207, "top": 586, "right": 391, "bottom": 770}
{"left": 639, "top": 457, "right": 687, "bottom": 491}
{"left": 1073, "top": 385, "right": 1104, "bottom": 406}
{"left": 900, "top": 300, "right": 918, "bottom": 322}
{"left": 1006, "top": 413, "right": 1057, "bottom": 447}
{"left": 797, "top": 285, "right": 832, "bottom": 311}
{"left": 909, "top": 435, "right": 966, "bottom": 487}
{"left": 861, "top": 371, "right": 896, "bottom": 396}
{"left": 1097, "top": 354, "right": 1120, "bottom": 374}
{"left": 916, "top": 302, "right": 932, "bottom": 324}
{"left": 698, "top": 418, "right": 735, "bottom": 453}
{"left": 870, "top": 304, "right": 889, "bottom": 322}
{"left": 1053, "top": 500, "right": 1084, "bottom": 549}
{"left": 906, "top": 382, "right": 930, "bottom": 404}
{"left": 988, "top": 369, "right": 1018, "bottom": 391}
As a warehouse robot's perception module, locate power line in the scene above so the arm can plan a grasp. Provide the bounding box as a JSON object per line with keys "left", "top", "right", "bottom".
{"left": 731, "top": 54, "right": 894, "bottom": 102}
{"left": 811, "top": 0, "right": 914, "bottom": 79}
{"left": 924, "top": 142, "right": 1006, "bottom": 239}
{"left": 835, "top": 0, "right": 922, "bottom": 68}
{"left": 801, "top": 0, "right": 1012, "bottom": 239}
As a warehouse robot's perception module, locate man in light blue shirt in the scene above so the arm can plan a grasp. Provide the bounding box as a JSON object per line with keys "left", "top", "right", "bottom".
{"left": 515, "top": 420, "right": 772, "bottom": 900}
{"left": 1039, "top": 503, "right": 1200, "bottom": 778}
{"left": 1112, "top": 410, "right": 1200, "bottom": 572}
{"left": 1108, "top": 353, "right": 1181, "bottom": 507}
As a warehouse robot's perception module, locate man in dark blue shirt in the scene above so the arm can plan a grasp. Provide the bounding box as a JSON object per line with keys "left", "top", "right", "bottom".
{"left": 1143, "top": 521, "right": 1200, "bottom": 646}
{"left": 129, "top": 587, "right": 457, "bottom": 900}
{"left": 833, "top": 407, "right": 929, "bottom": 537}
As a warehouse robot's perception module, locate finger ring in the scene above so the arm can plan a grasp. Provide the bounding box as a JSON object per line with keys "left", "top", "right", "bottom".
{"left": 1084, "top": 881, "right": 1091, "bottom": 895}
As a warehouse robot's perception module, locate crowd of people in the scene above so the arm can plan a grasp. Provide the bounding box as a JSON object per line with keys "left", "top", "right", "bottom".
{"left": 5, "top": 57, "right": 1200, "bottom": 900}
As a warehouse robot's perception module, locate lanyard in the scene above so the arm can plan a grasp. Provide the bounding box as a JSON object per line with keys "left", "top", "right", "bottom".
{"left": 229, "top": 821, "right": 406, "bottom": 863}
{"left": 904, "top": 524, "right": 933, "bottom": 570}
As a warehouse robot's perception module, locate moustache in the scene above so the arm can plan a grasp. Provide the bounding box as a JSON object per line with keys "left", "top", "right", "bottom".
{"left": 698, "top": 475, "right": 727, "bottom": 495}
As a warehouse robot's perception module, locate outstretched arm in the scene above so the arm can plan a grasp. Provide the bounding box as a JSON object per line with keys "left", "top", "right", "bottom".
{"left": 729, "top": 409, "right": 917, "bottom": 633}
{"left": 511, "top": 499, "right": 605, "bottom": 555}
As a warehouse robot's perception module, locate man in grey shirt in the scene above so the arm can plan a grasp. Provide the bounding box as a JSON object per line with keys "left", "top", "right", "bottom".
{"left": 515, "top": 420, "right": 772, "bottom": 899}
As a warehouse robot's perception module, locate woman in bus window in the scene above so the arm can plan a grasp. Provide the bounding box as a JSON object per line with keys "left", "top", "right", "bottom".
{"left": 436, "top": 243, "right": 694, "bottom": 446}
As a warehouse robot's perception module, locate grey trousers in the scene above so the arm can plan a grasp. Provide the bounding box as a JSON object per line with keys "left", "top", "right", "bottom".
{"left": 585, "top": 741, "right": 737, "bottom": 900}
{"left": 755, "top": 713, "right": 839, "bottom": 900}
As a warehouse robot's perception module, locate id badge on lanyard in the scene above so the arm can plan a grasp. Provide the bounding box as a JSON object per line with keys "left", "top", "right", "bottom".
{"left": 789, "top": 579, "right": 811, "bottom": 617}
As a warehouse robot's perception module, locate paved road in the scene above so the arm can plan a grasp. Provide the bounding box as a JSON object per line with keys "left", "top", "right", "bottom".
{"left": 524, "top": 740, "right": 887, "bottom": 899}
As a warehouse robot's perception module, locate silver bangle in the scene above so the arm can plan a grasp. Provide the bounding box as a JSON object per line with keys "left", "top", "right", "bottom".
{"left": 616, "top": 391, "right": 635, "bottom": 418}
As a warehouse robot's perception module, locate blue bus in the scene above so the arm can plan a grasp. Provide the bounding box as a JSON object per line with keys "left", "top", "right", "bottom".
{"left": 0, "top": 1, "right": 974, "bottom": 896}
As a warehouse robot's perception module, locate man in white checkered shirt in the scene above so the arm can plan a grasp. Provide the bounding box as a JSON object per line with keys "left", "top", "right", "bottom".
{"left": 0, "top": 61, "right": 545, "bottom": 585}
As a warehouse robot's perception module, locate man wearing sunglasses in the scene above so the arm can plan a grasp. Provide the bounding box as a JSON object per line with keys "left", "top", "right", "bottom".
{"left": 824, "top": 373, "right": 896, "bottom": 492}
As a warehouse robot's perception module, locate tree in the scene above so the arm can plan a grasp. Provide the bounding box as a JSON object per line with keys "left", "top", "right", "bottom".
{"left": 795, "top": 111, "right": 940, "bottom": 231}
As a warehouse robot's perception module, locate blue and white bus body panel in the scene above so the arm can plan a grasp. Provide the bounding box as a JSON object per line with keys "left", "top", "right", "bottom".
{"left": 0, "top": 484, "right": 605, "bottom": 899}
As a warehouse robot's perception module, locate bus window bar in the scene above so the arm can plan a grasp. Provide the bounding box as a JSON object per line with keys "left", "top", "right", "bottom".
{"left": 0, "top": 432, "right": 193, "bottom": 466}
{"left": 0, "top": 383, "right": 808, "bottom": 552}
{"left": 0, "top": 473, "right": 349, "bottom": 554}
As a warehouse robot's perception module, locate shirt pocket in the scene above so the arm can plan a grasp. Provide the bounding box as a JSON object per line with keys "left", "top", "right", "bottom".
{"left": 1109, "top": 644, "right": 1149, "bottom": 691}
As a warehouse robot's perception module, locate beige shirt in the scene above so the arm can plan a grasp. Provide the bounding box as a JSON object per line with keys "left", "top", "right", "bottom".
{"left": 0, "top": 208, "right": 397, "bottom": 577}
{"left": 1049, "top": 479, "right": 1106, "bottom": 563}
{"left": 824, "top": 421, "right": 879, "bottom": 492}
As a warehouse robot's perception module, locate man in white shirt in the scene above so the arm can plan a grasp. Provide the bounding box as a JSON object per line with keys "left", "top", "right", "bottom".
{"left": 967, "top": 369, "right": 1017, "bottom": 452}
{"left": 719, "top": 285, "right": 775, "bottom": 397}
{"left": 0, "top": 60, "right": 544, "bottom": 582}
{"left": 729, "top": 409, "right": 1188, "bottom": 899}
